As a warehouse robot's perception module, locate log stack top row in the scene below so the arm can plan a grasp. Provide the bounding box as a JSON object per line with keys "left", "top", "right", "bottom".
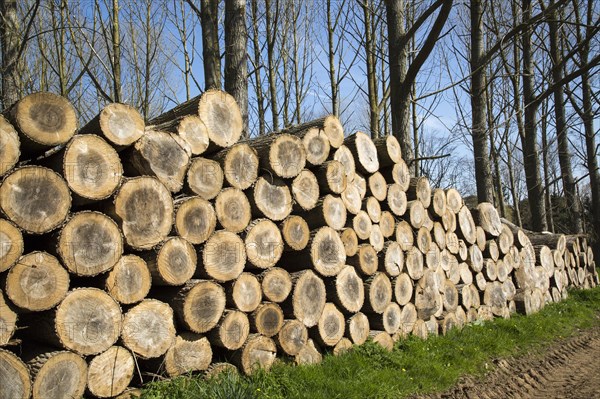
{"left": 0, "top": 91, "right": 597, "bottom": 399}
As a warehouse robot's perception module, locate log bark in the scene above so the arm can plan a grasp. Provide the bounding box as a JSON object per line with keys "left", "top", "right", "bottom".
{"left": 174, "top": 196, "right": 216, "bottom": 245}
{"left": 149, "top": 115, "right": 209, "bottom": 156}
{"left": 57, "top": 211, "right": 122, "bottom": 276}
{"left": 250, "top": 133, "right": 306, "bottom": 178}
{"left": 107, "top": 177, "right": 173, "bottom": 250}
{"left": 87, "top": 347, "right": 134, "bottom": 398}
{"left": 5, "top": 251, "right": 69, "bottom": 311}
{"left": 0, "top": 218, "right": 23, "bottom": 272}
{"left": 185, "top": 157, "right": 224, "bottom": 200}
{"left": 123, "top": 130, "right": 191, "bottom": 193}
{"left": 0, "top": 116, "right": 20, "bottom": 176}
{"left": 373, "top": 135, "right": 402, "bottom": 167}
{"left": 212, "top": 143, "right": 258, "bottom": 190}
{"left": 0, "top": 166, "right": 71, "bottom": 234}
{"left": 407, "top": 177, "right": 432, "bottom": 208}
{"left": 142, "top": 236, "right": 197, "bottom": 286}
{"left": 347, "top": 243, "right": 378, "bottom": 276}
{"left": 105, "top": 255, "right": 151, "bottom": 305}
{"left": 4, "top": 92, "right": 77, "bottom": 154}
{"left": 80, "top": 103, "right": 144, "bottom": 148}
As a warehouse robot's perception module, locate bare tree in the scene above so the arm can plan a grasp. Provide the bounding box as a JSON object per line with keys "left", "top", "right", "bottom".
{"left": 225, "top": 0, "right": 248, "bottom": 134}
{"left": 1, "top": 0, "right": 20, "bottom": 107}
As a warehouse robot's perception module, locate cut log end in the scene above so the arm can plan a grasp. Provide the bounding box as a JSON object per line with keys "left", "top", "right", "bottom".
{"left": 198, "top": 90, "right": 243, "bottom": 148}
{"left": 202, "top": 230, "right": 246, "bottom": 282}
{"left": 94, "top": 103, "right": 145, "bottom": 147}
{"left": 0, "top": 349, "right": 31, "bottom": 399}
{"left": 87, "top": 346, "right": 134, "bottom": 398}
{"left": 260, "top": 267, "right": 293, "bottom": 303}
{"left": 0, "top": 116, "right": 20, "bottom": 176}
{"left": 28, "top": 350, "right": 87, "bottom": 399}
{"left": 245, "top": 219, "right": 283, "bottom": 269}
{"left": 281, "top": 215, "right": 310, "bottom": 251}
{"left": 186, "top": 157, "right": 224, "bottom": 200}
{"left": 175, "top": 196, "right": 216, "bottom": 245}
{"left": 0, "top": 218, "right": 23, "bottom": 272}
{"left": 105, "top": 255, "right": 151, "bottom": 305}
{"left": 215, "top": 188, "right": 252, "bottom": 233}
{"left": 145, "top": 236, "right": 197, "bottom": 286}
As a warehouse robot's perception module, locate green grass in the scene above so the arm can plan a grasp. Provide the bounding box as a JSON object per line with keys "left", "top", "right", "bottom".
{"left": 141, "top": 287, "right": 600, "bottom": 399}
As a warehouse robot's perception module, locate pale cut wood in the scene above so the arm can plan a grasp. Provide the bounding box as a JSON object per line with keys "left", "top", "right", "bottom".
{"left": 385, "top": 184, "right": 408, "bottom": 216}
{"left": 458, "top": 284, "right": 473, "bottom": 308}
{"left": 483, "top": 282, "right": 507, "bottom": 316}
{"left": 442, "top": 280, "right": 458, "bottom": 312}
{"left": 244, "top": 219, "right": 284, "bottom": 269}
{"left": 314, "top": 160, "right": 347, "bottom": 195}
{"left": 395, "top": 220, "right": 414, "bottom": 251}
{"left": 347, "top": 243, "right": 378, "bottom": 276}
{"left": 406, "top": 247, "right": 424, "bottom": 280}
{"left": 379, "top": 211, "right": 396, "bottom": 239}
{"left": 416, "top": 227, "right": 432, "bottom": 255}
{"left": 352, "top": 210, "right": 372, "bottom": 240}
{"left": 364, "top": 272, "right": 392, "bottom": 314}
{"left": 250, "top": 176, "right": 293, "bottom": 221}
{"left": 476, "top": 226, "right": 487, "bottom": 251}
{"left": 0, "top": 116, "right": 20, "bottom": 176}
{"left": 251, "top": 302, "right": 284, "bottom": 337}
{"left": 394, "top": 273, "right": 414, "bottom": 306}
{"left": 199, "top": 230, "right": 246, "bottom": 282}
{"left": 381, "top": 159, "right": 410, "bottom": 191}
{"left": 415, "top": 272, "right": 443, "bottom": 320}
{"left": 412, "top": 319, "right": 429, "bottom": 340}
{"left": 0, "top": 166, "right": 71, "bottom": 234}
{"left": 312, "top": 302, "right": 345, "bottom": 347}
{"left": 292, "top": 169, "right": 319, "bottom": 211}
{"left": 365, "top": 196, "right": 382, "bottom": 223}
{"left": 222, "top": 337, "right": 256, "bottom": 362}
{"left": 251, "top": 133, "right": 306, "bottom": 178}
{"left": 81, "top": 103, "right": 144, "bottom": 148}
{"left": 0, "top": 219, "right": 23, "bottom": 272}
{"left": 407, "top": 177, "right": 432, "bottom": 208}
{"left": 535, "top": 245, "right": 555, "bottom": 277}
{"left": 227, "top": 272, "right": 262, "bottom": 312}
{"left": 484, "top": 239, "right": 500, "bottom": 261}
{"left": 351, "top": 171, "right": 368, "bottom": 199}
{"left": 302, "top": 194, "right": 347, "bottom": 231}
{"left": 459, "top": 262, "right": 474, "bottom": 285}
{"left": 174, "top": 196, "right": 216, "bottom": 245}
{"left": 5, "top": 251, "right": 69, "bottom": 311}
{"left": 367, "top": 172, "right": 388, "bottom": 201}
{"left": 260, "top": 267, "right": 292, "bottom": 303}
{"left": 24, "top": 350, "right": 87, "bottom": 399}
{"left": 528, "top": 233, "right": 567, "bottom": 254}
{"left": 426, "top": 243, "right": 441, "bottom": 271}
{"left": 43, "top": 134, "right": 123, "bottom": 203}
{"left": 472, "top": 202, "right": 502, "bottom": 237}
{"left": 281, "top": 215, "right": 310, "bottom": 251}
{"left": 433, "top": 222, "right": 446, "bottom": 250}
{"left": 288, "top": 270, "right": 326, "bottom": 327}
{"left": 431, "top": 188, "right": 447, "bottom": 218}
{"left": 329, "top": 265, "right": 364, "bottom": 313}
{"left": 159, "top": 280, "right": 226, "bottom": 333}
{"left": 445, "top": 188, "right": 463, "bottom": 213}
{"left": 302, "top": 127, "right": 331, "bottom": 165}
{"left": 143, "top": 236, "right": 197, "bottom": 286}
{"left": 213, "top": 143, "right": 258, "bottom": 190}
{"left": 105, "top": 255, "right": 151, "bottom": 305}
{"left": 341, "top": 183, "right": 362, "bottom": 215}
{"left": 370, "top": 331, "right": 394, "bottom": 351}
{"left": 215, "top": 188, "right": 252, "bottom": 233}
{"left": 345, "top": 132, "right": 379, "bottom": 173}
{"left": 150, "top": 90, "right": 242, "bottom": 150}
{"left": 440, "top": 313, "right": 458, "bottom": 335}
{"left": 87, "top": 346, "right": 135, "bottom": 398}
{"left": 277, "top": 319, "right": 308, "bottom": 356}
{"left": 381, "top": 241, "right": 404, "bottom": 276}
{"left": 295, "top": 339, "right": 323, "bottom": 365}
{"left": 284, "top": 226, "right": 346, "bottom": 277}
{"left": 467, "top": 245, "right": 484, "bottom": 272}
{"left": 484, "top": 259, "right": 498, "bottom": 281}
{"left": 346, "top": 312, "right": 370, "bottom": 345}
{"left": 163, "top": 333, "right": 213, "bottom": 376}
{"left": 370, "top": 224, "right": 384, "bottom": 252}
{"left": 370, "top": 302, "right": 401, "bottom": 334}
{"left": 0, "top": 349, "right": 31, "bottom": 399}
{"left": 333, "top": 145, "right": 356, "bottom": 179}
{"left": 233, "top": 334, "right": 277, "bottom": 374}
{"left": 496, "top": 259, "right": 509, "bottom": 282}
{"left": 124, "top": 130, "right": 191, "bottom": 192}
{"left": 0, "top": 290, "right": 17, "bottom": 345}
{"left": 446, "top": 232, "right": 459, "bottom": 254}
{"left": 186, "top": 157, "right": 224, "bottom": 200}
{"left": 121, "top": 299, "right": 176, "bottom": 359}
{"left": 442, "top": 209, "right": 457, "bottom": 232}
{"left": 205, "top": 362, "right": 237, "bottom": 378}
{"left": 340, "top": 228, "right": 359, "bottom": 257}
{"left": 457, "top": 206, "right": 477, "bottom": 245}
{"left": 333, "top": 337, "right": 353, "bottom": 355}
{"left": 58, "top": 211, "right": 122, "bottom": 276}
{"left": 407, "top": 200, "right": 426, "bottom": 228}
{"left": 109, "top": 177, "right": 173, "bottom": 250}
{"left": 149, "top": 114, "right": 209, "bottom": 155}
{"left": 42, "top": 288, "right": 122, "bottom": 355}
{"left": 4, "top": 92, "right": 77, "bottom": 153}
{"left": 373, "top": 135, "right": 402, "bottom": 167}
{"left": 282, "top": 115, "right": 344, "bottom": 148}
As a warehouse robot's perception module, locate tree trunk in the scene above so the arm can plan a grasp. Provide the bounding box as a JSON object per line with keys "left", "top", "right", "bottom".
{"left": 225, "top": 0, "right": 248, "bottom": 135}
{"left": 200, "top": 0, "right": 221, "bottom": 90}
{"left": 0, "top": 0, "right": 19, "bottom": 108}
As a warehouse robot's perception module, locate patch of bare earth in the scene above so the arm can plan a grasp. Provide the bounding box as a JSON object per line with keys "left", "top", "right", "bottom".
{"left": 418, "top": 325, "right": 600, "bottom": 399}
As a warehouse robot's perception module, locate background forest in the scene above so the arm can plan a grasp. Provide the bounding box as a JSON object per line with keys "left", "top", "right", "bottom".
{"left": 1, "top": 0, "right": 598, "bottom": 242}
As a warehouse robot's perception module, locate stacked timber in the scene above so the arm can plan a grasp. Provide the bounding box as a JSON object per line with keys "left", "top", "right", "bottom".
{"left": 0, "top": 91, "right": 597, "bottom": 398}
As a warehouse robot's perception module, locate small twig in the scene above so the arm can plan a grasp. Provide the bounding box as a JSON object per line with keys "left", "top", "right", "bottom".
{"left": 407, "top": 153, "right": 451, "bottom": 166}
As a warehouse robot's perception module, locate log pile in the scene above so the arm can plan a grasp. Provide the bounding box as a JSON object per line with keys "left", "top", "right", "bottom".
{"left": 0, "top": 91, "right": 598, "bottom": 398}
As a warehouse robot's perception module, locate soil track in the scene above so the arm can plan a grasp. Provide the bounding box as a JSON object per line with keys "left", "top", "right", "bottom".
{"left": 420, "top": 324, "right": 600, "bottom": 399}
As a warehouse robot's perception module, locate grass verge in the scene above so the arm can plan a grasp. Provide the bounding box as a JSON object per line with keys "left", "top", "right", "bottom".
{"left": 141, "top": 287, "right": 600, "bottom": 399}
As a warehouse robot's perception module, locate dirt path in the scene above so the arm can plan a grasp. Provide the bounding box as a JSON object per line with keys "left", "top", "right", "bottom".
{"left": 420, "top": 325, "right": 600, "bottom": 399}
